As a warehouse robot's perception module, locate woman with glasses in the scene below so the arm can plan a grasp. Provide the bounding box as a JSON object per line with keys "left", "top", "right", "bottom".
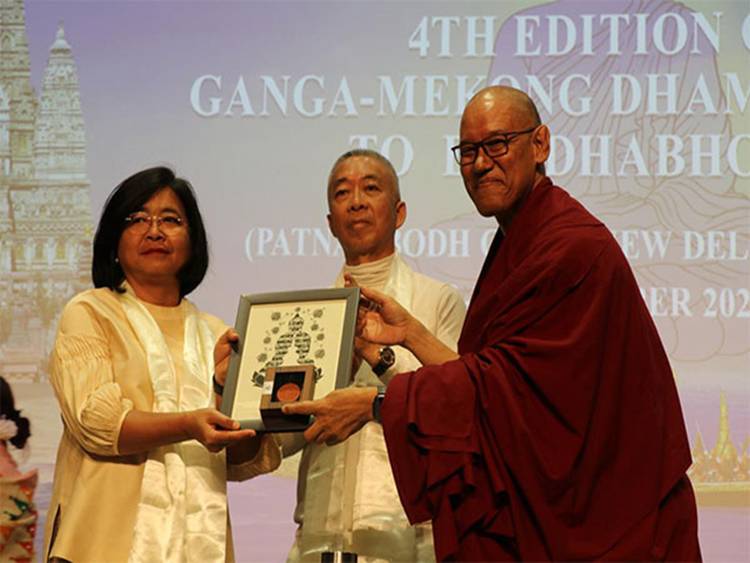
{"left": 43, "top": 167, "right": 281, "bottom": 562}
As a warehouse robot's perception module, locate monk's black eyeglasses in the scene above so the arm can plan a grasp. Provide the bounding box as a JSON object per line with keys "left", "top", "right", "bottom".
{"left": 451, "top": 126, "right": 538, "bottom": 165}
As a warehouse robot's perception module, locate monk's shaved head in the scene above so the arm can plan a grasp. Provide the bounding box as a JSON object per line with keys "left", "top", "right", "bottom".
{"left": 461, "top": 86, "right": 542, "bottom": 132}
{"left": 457, "top": 85, "right": 550, "bottom": 229}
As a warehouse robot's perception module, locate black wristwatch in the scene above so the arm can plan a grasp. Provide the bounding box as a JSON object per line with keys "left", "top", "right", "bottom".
{"left": 372, "top": 390, "right": 386, "bottom": 423}
{"left": 372, "top": 346, "right": 395, "bottom": 376}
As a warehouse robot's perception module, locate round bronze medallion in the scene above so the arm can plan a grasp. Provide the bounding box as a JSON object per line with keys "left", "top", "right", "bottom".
{"left": 277, "top": 382, "right": 301, "bottom": 403}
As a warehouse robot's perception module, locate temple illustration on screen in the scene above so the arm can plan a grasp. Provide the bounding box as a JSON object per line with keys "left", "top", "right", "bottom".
{"left": 0, "top": 0, "right": 92, "bottom": 381}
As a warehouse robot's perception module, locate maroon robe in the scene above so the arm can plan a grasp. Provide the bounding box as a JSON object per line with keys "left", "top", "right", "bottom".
{"left": 381, "top": 178, "right": 700, "bottom": 561}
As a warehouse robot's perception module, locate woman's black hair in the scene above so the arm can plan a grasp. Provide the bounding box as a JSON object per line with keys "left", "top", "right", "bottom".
{"left": 0, "top": 376, "right": 30, "bottom": 449}
{"left": 91, "top": 166, "right": 209, "bottom": 297}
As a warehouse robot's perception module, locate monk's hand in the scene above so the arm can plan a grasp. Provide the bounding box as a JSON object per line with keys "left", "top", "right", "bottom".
{"left": 185, "top": 408, "right": 255, "bottom": 453}
{"left": 356, "top": 285, "right": 413, "bottom": 346}
{"left": 282, "top": 387, "right": 377, "bottom": 445}
{"left": 214, "top": 328, "right": 240, "bottom": 387}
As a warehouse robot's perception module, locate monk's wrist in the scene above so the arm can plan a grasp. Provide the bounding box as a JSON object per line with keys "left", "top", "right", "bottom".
{"left": 402, "top": 318, "right": 430, "bottom": 354}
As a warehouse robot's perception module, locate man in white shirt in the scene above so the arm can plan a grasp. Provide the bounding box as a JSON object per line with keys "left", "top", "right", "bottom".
{"left": 284, "top": 149, "right": 466, "bottom": 563}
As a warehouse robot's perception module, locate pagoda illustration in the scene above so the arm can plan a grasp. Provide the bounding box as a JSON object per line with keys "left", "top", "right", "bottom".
{"left": 0, "top": 0, "right": 92, "bottom": 381}
{"left": 688, "top": 392, "right": 750, "bottom": 507}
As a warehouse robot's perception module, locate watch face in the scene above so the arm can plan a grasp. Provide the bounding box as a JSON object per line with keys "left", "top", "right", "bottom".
{"left": 380, "top": 346, "right": 396, "bottom": 366}
{"left": 373, "top": 346, "right": 396, "bottom": 376}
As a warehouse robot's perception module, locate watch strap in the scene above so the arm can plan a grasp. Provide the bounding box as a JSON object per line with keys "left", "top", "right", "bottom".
{"left": 372, "top": 391, "right": 386, "bottom": 423}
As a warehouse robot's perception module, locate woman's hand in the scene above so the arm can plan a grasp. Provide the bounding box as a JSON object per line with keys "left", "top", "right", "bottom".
{"left": 214, "top": 328, "right": 240, "bottom": 387}
{"left": 118, "top": 407, "right": 254, "bottom": 455}
{"left": 183, "top": 408, "right": 256, "bottom": 453}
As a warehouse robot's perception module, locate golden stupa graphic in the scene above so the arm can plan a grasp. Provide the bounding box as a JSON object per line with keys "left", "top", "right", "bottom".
{"left": 688, "top": 392, "right": 750, "bottom": 507}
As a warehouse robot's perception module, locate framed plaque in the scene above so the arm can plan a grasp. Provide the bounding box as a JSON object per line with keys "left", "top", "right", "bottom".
{"left": 220, "top": 287, "right": 359, "bottom": 432}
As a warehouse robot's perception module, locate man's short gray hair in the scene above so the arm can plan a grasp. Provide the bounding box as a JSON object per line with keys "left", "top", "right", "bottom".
{"left": 327, "top": 149, "right": 401, "bottom": 203}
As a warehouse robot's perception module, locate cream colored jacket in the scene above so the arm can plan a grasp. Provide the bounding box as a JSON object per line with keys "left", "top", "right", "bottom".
{"left": 43, "top": 288, "right": 281, "bottom": 562}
